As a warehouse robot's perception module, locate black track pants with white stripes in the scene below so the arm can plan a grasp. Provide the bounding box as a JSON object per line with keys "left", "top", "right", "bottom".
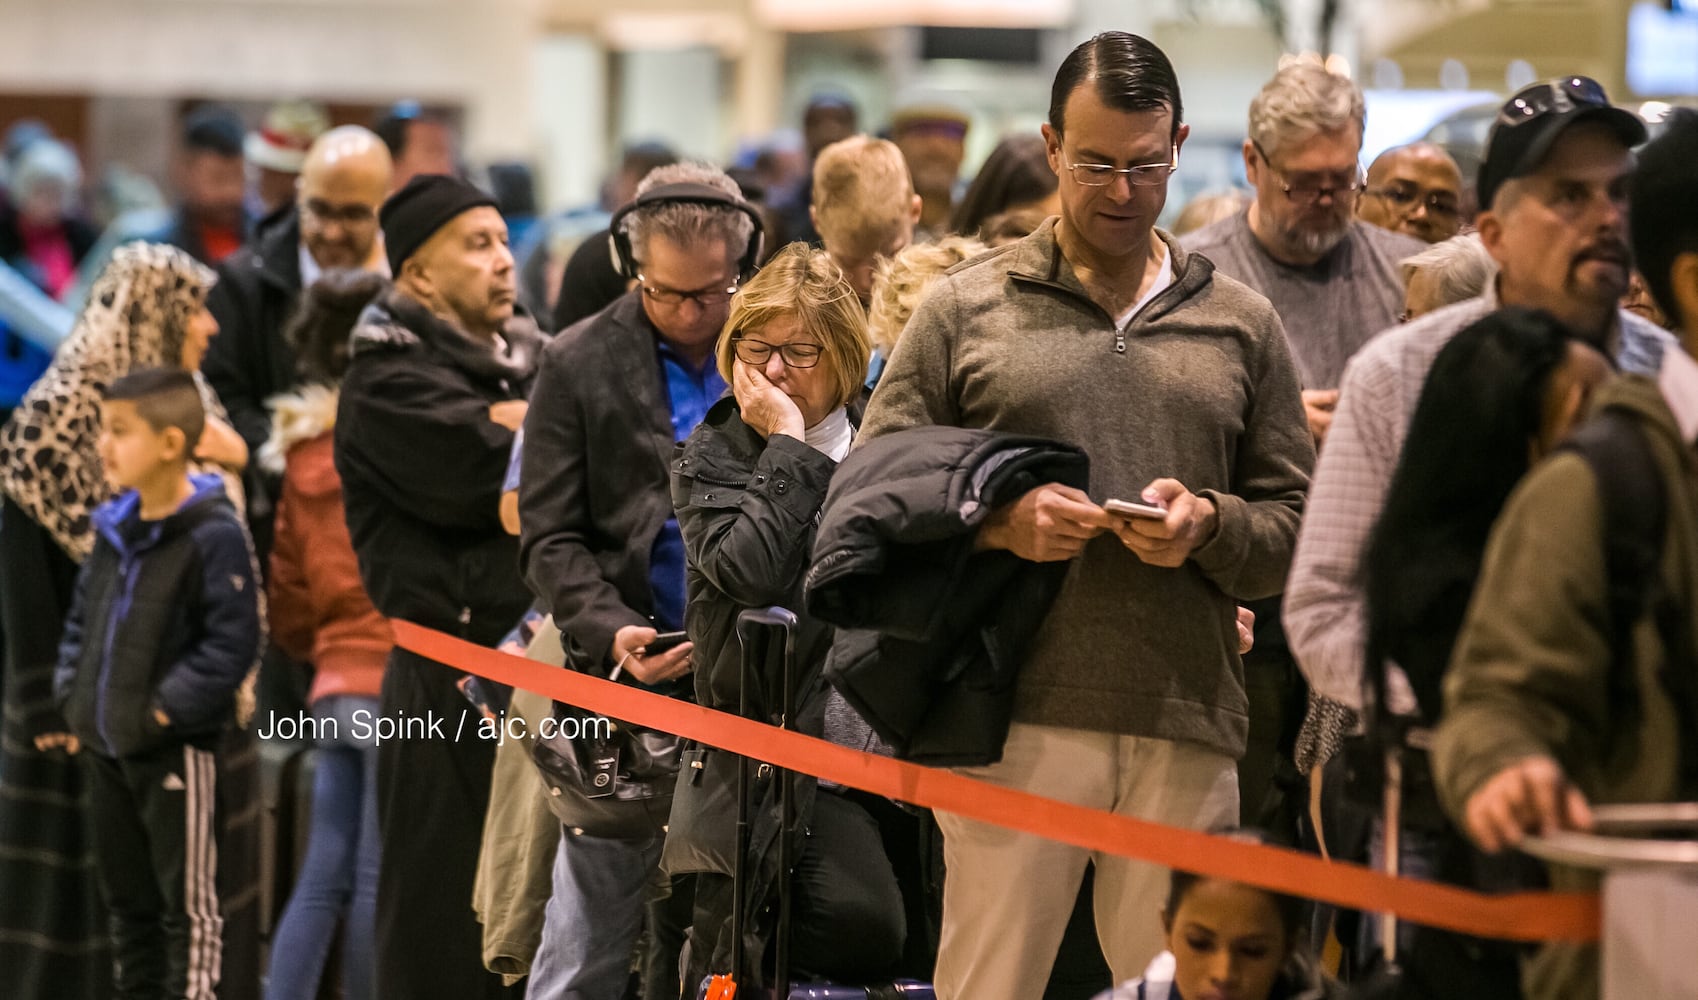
{"left": 86, "top": 744, "right": 223, "bottom": 1000}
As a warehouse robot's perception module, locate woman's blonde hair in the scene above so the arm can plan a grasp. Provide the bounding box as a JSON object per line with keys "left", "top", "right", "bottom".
{"left": 716, "top": 242, "right": 870, "bottom": 412}
{"left": 865, "top": 235, "right": 987, "bottom": 355}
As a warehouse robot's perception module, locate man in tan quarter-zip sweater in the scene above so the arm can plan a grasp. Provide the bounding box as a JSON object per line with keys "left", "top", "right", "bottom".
{"left": 858, "top": 31, "right": 1314, "bottom": 1000}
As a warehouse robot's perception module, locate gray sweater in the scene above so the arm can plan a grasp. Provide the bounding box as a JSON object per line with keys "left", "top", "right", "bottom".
{"left": 1185, "top": 211, "right": 1425, "bottom": 390}
{"left": 859, "top": 220, "right": 1314, "bottom": 758}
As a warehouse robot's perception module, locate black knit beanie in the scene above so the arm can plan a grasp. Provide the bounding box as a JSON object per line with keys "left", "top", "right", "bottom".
{"left": 380, "top": 174, "right": 498, "bottom": 275}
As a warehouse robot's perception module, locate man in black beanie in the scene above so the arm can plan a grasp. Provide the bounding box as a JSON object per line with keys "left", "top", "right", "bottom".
{"left": 334, "top": 173, "right": 545, "bottom": 999}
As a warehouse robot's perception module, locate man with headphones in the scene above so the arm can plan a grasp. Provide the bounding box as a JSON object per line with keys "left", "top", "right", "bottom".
{"left": 517, "top": 161, "right": 762, "bottom": 1000}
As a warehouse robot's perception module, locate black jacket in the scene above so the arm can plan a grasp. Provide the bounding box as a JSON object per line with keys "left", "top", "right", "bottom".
{"left": 203, "top": 207, "right": 305, "bottom": 457}
{"left": 53, "top": 475, "right": 262, "bottom": 757}
{"left": 335, "top": 291, "right": 542, "bottom": 644}
{"left": 672, "top": 397, "right": 841, "bottom": 722}
{"left": 804, "top": 427, "right": 1089, "bottom": 765}
{"left": 550, "top": 229, "right": 627, "bottom": 333}
{"left": 519, "top": 289, "right": 690, "bottom": 679}
{"left": 666, "top": 397, "right": 854, "bottom": 984}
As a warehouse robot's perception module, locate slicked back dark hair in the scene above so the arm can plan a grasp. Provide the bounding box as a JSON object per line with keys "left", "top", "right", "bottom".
{"left": 1630, "top": 109, "right": 1698, "bottom": 330}
{"left": 1049, "top": 32, "right": 1183, "bottom": 141}
{"left": 104, "top": 367, "right": 206, "bottom": 453}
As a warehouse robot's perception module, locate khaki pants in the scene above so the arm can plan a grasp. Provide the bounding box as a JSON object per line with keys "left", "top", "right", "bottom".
{"left": 934, "top": 722, "right": 1238, "bottom": 1000}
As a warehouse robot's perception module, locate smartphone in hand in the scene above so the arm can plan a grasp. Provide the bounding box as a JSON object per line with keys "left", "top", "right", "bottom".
{"left": 1105, "top": 498, "right": 1168, "bottom": 520}
{"left": 644, "top": 630, "right": 689, "bottom": 655}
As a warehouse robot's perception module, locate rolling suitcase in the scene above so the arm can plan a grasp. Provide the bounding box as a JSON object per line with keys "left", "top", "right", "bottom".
{"left": 698, "top": 607, "right": 934, "bottom": 1000}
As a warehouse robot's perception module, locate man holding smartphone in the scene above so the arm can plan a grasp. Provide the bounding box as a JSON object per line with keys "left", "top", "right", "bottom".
{"left": 859, "top": 33, "right": 1313, "bottom": 1000}
{"left": 518, "top": 161, "right": 759, "bottom": 1000}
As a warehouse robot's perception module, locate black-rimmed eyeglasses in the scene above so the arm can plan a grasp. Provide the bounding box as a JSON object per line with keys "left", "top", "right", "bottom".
{"left": 732, "top": 337, "right": 823, "bottom": 369}
{"left": 638, "top": 274, "right": 738, "bottom": 307}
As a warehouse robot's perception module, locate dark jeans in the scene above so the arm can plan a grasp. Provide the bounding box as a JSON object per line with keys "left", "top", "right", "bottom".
{"left": 86, "top": 744, "right": 223, "bottom": 1000}
{"left": 787, "top": 790, "right": 908, "bottom": 980}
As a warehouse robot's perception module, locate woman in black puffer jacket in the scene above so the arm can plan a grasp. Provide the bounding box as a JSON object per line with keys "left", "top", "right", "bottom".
{"left": 667, "top": 244, "right": 925, "bottom": 993}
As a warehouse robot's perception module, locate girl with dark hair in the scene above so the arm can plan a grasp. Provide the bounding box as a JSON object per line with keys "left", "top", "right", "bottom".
{"left": 950, "top": 134, "right": 1059, "bottom": 240}
{"left": 1096, "top": 829, "right": 1346, "bottom": 1000}
{"left": 260, "top": 268, "right": 389, "bottom": 1000}
{"left": 1354, "top": 307, "right": 1608, "bottom": 988}
{"left": 1365, "top": 307, "right": 1610, "bottom": 724}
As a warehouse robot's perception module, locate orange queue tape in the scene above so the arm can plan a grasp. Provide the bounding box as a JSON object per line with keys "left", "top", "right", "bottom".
{"left": 393, "top": 620, "right": 1600, "bottom": 944}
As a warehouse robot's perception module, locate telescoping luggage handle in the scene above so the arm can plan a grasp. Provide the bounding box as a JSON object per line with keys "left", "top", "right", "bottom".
{"left": 1520, "top": 803, "right": 1698, "bottom": 870}
{"left": 1521, "top": 803, "right": 1698, "bottom": 1000}
{"left": 705, "top": 607, "right": 801, "bottom": 1000}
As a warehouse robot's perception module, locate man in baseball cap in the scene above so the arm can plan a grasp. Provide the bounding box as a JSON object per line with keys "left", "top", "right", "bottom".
{"left": 1470, "top": 76, "right": 1652, "bottom": 344}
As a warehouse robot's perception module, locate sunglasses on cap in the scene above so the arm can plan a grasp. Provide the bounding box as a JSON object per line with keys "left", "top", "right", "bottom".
{"left": 1495, "top": 76, "right": 1611, "bottom": 128}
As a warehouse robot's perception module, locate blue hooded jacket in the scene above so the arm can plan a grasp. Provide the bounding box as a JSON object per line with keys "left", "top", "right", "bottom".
{"left": 53, "top": 473, "right": 262, "bottom": 756}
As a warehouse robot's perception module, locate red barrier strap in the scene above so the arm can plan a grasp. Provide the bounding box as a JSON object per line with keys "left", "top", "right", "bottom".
{"left": 393, "top": 620, "right": 1599, "bottom": 944}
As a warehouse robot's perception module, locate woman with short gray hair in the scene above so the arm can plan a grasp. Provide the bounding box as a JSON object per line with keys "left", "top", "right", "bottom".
{"left": 1399, "top": 232, "right": 1495, "bottom": 321}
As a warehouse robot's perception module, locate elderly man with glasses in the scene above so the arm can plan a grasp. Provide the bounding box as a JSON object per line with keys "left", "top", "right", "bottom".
{"left": 1184, "top": 64, "right": 1427, "bottom": 849}
{"left": 204, "top": 125, "right": 393, "bottom": 467}
{"left": 517, "top": 161, "right": 760, "bottom": 1000}
{"left": 1187, "top": 63, "right": 1427, "bottom": 448}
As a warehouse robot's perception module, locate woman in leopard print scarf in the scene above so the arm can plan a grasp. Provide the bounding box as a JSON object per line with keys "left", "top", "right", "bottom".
{"left": 0, "top": 241, "right": 242, "bottom": 559}
{"left": 0, "top": 241, "right": 252, "bottom": 1000}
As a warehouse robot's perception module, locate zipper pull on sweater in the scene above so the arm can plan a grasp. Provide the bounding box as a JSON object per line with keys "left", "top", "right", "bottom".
{"left": 1114, "top": 328, "right": 1127, "bottom": 354}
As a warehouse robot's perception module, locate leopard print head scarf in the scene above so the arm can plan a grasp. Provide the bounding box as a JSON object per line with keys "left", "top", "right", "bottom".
{"left": 0, "top": 242, "right": 218, "bottom": 560}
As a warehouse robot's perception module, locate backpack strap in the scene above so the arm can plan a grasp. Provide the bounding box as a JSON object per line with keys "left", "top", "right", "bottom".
{"left": 1561, "top": 407, "right": 1667, "bottom": 676}
{"left": 1560, "top": 407, "right": 1698, "bottom": 791}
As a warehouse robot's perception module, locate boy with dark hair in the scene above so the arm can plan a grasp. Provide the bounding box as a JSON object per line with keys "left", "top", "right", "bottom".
{"left": 44, "top": 366, "right": 263, "bottom": 1000}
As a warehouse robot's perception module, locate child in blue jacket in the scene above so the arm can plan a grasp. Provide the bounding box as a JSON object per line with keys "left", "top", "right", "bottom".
{"left": 44, "top": 367, "right": 261, "bottom": 1000}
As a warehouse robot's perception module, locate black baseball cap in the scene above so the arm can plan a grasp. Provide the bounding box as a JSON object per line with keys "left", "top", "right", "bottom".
{"left": 1477, "top": 76, "right": 1647, "bottom": 212}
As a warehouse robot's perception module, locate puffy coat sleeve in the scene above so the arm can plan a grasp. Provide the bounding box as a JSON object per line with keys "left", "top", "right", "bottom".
{"left": 154, "top": 518, "right": 264, "bottom": 729}
{"left": 51, "top": 555, "right": 94, "bottom": 718}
